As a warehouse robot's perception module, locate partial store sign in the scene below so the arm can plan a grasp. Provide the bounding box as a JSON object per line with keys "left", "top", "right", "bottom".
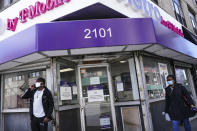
{"left": 116, "top": 0, "right": 184, "bottom": 37}
{"left": 7, "top": 0, "right": 71, "bottom": 32}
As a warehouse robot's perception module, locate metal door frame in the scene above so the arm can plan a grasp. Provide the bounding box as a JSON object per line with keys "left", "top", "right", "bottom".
{"left": 77, "top": 63, "right": 117, "bottom": 131}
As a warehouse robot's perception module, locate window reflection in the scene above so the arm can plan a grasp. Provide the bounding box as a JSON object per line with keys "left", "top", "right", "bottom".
{"left": 4, "top": 70, "right": 46, "bottom": 109}
{"left": 175, "top": 68, "right": 192, "bottom": 93}
{"left": 111, "top": 60, "right": 133, "bottom": 102}
{"left": 143, "top": 57, "right": 170, "bottom": 99}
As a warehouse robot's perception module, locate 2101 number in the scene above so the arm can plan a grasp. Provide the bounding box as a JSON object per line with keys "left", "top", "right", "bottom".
{"left": 84, "top": 28, "right": 112, "bottom": 39}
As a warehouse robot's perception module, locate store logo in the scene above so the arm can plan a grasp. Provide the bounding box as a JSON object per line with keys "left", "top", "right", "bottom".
{"left": 117, "top": 0, "right": 184, "bottom": 37}
{"left": 7, "top": 0, "right": 71, "bottom": 32}
{"left": 161, "top": 17, "right": 184, "bottom": 37}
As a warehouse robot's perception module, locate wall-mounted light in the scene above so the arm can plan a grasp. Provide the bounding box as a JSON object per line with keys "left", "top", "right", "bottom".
{"left": 120, "top": 61, "right": 126, "bottom": 63}
{"left": 60, "top": 68, "right": 74, "bottom": 72}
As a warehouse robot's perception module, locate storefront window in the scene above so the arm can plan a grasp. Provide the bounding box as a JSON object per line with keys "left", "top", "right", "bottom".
{"left": 58, "top": 64, "right": 78, "bottom": 105}
{"left": 189, "top": 11, "right": 197, "bottom": 34}
{"left": 172, "top": 0, "right": 187, "bottom": 27}
{"left": 3, "top": 70, "right": 46, "bottom": 109}
{"left": 111, "top": 60, "right": 134, "bottom": 102}
{"left": 151, "top": 0, "right": 158, "bottom": 5}
{"left": 143, "top": 57, "right": 171, "bottom": 99}
{"left": 0, "top": 0, "right": 19, "bottom": 11}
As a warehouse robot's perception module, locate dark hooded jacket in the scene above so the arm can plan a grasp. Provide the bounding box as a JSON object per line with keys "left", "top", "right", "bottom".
{"left": 22, "top": 87, "right": 54, "bottom": 120}
{"left": 165, "top": 83, "right": 195, "bottom": 120}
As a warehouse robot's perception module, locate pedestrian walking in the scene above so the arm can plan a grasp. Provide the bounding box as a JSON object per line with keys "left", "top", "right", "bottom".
{"left": 165, "top": 75, "right": 196, "bottom": 131}
{"left": 21, "top": 77, "right": 54, "bottom": 131}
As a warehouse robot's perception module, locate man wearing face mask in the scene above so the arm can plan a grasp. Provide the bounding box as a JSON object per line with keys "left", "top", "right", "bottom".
{"left": 165, "top": 75, "right": 196, "bottom": 131}
{"left": 21, "top": 77, "right": 54, "bottom": 131}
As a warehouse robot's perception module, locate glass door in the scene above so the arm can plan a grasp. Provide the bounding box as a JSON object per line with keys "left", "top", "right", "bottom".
{"left": 56, "top": 61, "right": 81, "bottom": 131}
{"left": 175, "top": 67, "right": 197, "bottom": 103}
{"left": 175, "top": 68, "right": 193, "bottom": 93}
{"left": 78, "top": 65, "right": 117, "bottom": 131}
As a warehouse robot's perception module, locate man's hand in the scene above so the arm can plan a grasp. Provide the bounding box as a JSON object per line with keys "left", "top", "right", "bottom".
{"left": 43, "top": 117, "right": 49, "bottom": 123}
{"left": 191, "top": 105, "right": 195, "bottom": 108}
{"left": 29, "top": 85, "right": 35, "bottom": 90}
{"left": 191, "top": 105, "right": 197, "bottom": 112}
{"left": 191, "top": 107, "right": 197, "bottom": 112}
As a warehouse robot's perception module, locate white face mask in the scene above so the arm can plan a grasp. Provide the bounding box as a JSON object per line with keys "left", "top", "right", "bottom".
{"left": 167, "top": 80, "right": 174, "bottom": 86}
{"left": 35, "top": 82, "right": 41, "bottom": 88}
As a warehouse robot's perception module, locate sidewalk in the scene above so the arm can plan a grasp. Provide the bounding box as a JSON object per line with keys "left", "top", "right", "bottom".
{"left": 180, "top": 118, "right": 197, "bottom": 131}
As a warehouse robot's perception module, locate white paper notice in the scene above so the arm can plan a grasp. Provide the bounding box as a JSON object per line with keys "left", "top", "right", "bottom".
{"left": 60, "top": 86, "right": 72, "bottom": 100}
{"left": 100, "top": 117, "right": 111, "bottom": 127}
{"left": 97, "top": 71, "right": 103, "bottom": 77}
{"left": 88, "top": 89, "right": 104, "bottom": 102}
{"left": 158, "top": 63, "right": 169, "bottom": 88}
{"left": 72, "top": 86, "right": 78, "bottom": 95}
{"left": 81, "top": 69, "right": 86, "bottom": 74}
{"left": 117, "top": 82, "right": 124, "bottom": 92}
{"left": 90, "top": 77, "right": 100, "bottom": 85}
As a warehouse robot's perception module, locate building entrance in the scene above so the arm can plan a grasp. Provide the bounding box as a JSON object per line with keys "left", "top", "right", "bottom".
{"left": 78, "top": 65, "right": 117, "bottom": 131}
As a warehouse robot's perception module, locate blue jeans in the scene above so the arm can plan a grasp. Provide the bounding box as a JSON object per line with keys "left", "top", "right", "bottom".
{"left": 172, "top": 119, "right": 191, "bottom": 131}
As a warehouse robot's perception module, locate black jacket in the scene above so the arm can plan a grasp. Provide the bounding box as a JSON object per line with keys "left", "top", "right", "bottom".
{"left": 22, "top": 87, "right": 54, "bottom": 120}
{"left": 165, "top": 83, "right": 195, "bottom": 120}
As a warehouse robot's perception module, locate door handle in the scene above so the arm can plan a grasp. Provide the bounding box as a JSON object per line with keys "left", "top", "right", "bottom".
{"left": 81, "top": 107, "right": 84, "bottom": 111}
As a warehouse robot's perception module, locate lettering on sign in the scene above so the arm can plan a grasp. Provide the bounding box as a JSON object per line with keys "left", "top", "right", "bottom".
{"left": 117, "top": 0, "right": 184, "bottom": 37}
{"left": 160, "top": 17, "right": 184, "bottom": 37}
{"left": 84, "top": 28, "right": 112, "bottom": 39}
{"left": 118, "top": 0, "right": 161, "bottom": 22}
{"left": 7, "top": 0, "right": 71, "bottom": 32}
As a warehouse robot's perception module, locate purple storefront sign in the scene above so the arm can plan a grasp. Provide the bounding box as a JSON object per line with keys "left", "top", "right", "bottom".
{"left": 36, "top": 18, "right": 156, "bottom": 51}
{"left": 153, "top": 20, "right": 197, "bottom": 58}
{"left": 0, "top": 18, "right": 197, "bottom": 65}
{"left": 0, "top": 26, "right": 37, "bottom": 64}
{"left": 88, "top": 85, "right": 103, "bottom": 91}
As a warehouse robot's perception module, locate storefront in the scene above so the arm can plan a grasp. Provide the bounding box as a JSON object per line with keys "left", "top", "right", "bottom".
{"left": 1, "top": 1, "right": 197, "bottom": 131}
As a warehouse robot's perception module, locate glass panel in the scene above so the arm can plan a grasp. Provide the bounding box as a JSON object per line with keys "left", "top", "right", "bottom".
{"left": 80, "top": 67, "right": 113, "bottom": 131}
{"left": 151, "top": 0, "right": 158, "bottom": 4}
{"left": 143, "top": 57, "right": 171, "bottom": 99}
{"left": 0, "top": 1, "right": 3, "bottom": 10}
{"left": 4, "top": 70, "right": 46, "bottom": 109}
{"left": 111, "top": 60, "right": 133, "bottom": 102}
{"left": 175, "top": 68, "right": 192, "bottom": 93}
{"left": 58, "top": 64, "right": 78, "bottom": 105}
{"left": 173, "top": 0, "right": 186, "bottom": 26}
{"left": 11, "top": 0, "right": 18, "bottom": 3}
{"left": 3, "top": 0, "right": 10, "bottom": 7}
{"left": 173, "top": 0, "right": 180, "bottom": 6}
{"left": 189, "top": 12, "right": 197, "bottom": 30}
{"left": 174, "top": 3, "right": 180, "bottom": 14}
{"left": 121, "top": 107, "right": 142, "bottom": 131}
{"left": 59, "top": 109, "right": 81, "bottom": 131}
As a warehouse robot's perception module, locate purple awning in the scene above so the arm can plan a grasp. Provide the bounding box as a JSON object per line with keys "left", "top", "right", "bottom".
{"left": 0, "top": 18, "right": 197, "bottom": 65}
